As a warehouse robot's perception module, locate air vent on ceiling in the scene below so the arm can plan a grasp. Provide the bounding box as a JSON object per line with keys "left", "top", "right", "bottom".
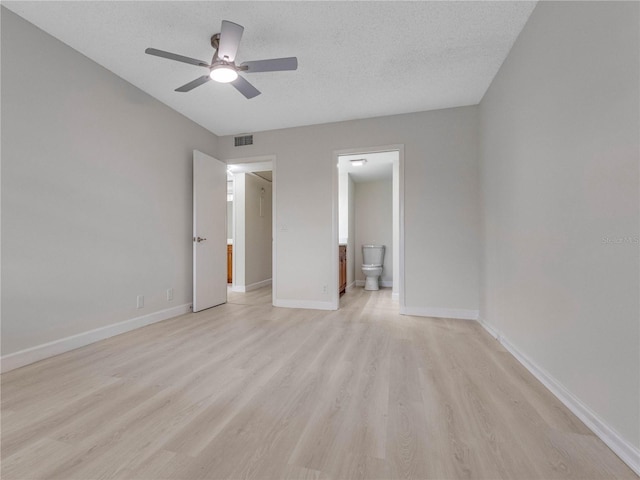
{"left": 234, "top": 135, "right": 253, "bottom": 147}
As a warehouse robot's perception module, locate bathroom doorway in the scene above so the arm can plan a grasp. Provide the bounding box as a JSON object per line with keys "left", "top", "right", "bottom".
{"left": 334, "top": 146, "right": 404, "bottom": 309}
{"left": 227, "top": 157, "right": 274, "bottom": 306}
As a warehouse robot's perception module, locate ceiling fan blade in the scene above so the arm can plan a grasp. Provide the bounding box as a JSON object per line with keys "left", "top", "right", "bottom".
{"left": 241, "top": 57, "right": 298, "bottom": 73}
{"left": 145, "top": 48, "right": 210, "bottom": 68}
{"left": 175, "top": 75, "right": 211, "bottom": 92}
{"left": 218, "top": 20, "right": 244, "bottom": 62}
{"left": 231, "top": 75, "right": 261, "bottom": 99}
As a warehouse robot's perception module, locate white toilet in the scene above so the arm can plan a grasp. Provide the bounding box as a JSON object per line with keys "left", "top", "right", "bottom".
{"left": 361, "top": 245, "right": 385, "bottom": 291}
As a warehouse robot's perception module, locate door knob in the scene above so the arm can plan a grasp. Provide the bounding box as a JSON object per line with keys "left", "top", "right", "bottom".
{"left": 194, "top": 236, "right": 207, "bottom": 243}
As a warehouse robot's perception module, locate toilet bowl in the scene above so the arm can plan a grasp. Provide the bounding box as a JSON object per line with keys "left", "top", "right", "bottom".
{"left": 361, "top": 245, "right": 385, "bottom": 291}
{"left": 362, "top": 265, "right": 383, "bottom": 290}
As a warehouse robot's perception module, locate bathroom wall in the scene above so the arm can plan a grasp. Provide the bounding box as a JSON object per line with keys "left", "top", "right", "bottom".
{"left": 338, "top": 171, "right": 357, "bottom": 289}
{"left": 232, "top": 172, "right": 272, "bottom": 290}
{"left": 355, "top": 179, "right": 393, "bottom": 286}
{"left": 233, "top": 174, "right": 247, "bottom": 288}
{"left": 227, "top": 201, "right": 233, "bottom": 241}
{"left": 347, "top": 174, "right": 356, "bottom": 288}
{"left": 392, "top": 156, "right": 400, "bottom": 297}
{"left": 338, "top": 171, "right": 349, "bottom": 243}
{"left": 244, "top": 174, "right": 273, "bottom": 287}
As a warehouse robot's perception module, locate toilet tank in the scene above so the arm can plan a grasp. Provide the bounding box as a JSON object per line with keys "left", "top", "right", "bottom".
{"left": 362, "top": 245, "right": 385, "bottom": 266}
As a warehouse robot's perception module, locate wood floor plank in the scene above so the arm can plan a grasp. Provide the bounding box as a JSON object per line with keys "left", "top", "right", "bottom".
{"left": 0, "top": 437, "right": 78, "bottom": 479}
{"left": 385, "top": 339, "right": 435, "bottom": 479}
{"left": 1, "top": 286, "right": 637, "bottom": 480}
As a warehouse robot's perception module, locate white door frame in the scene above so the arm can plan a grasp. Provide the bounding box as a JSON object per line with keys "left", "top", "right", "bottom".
{"left": 332, "top": 144, "right": 405, "bottom": 310}
{"left": 227, "top": 155, "right": 276, "bottom": 305}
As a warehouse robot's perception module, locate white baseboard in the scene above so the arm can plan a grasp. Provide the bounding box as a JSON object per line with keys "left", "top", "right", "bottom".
{"left": 478, "top": 318, "right": 640, "bottom": 476}
{"left": 478, "top": 318, "right": 499, "bottom": 339}
{"left": 391, "top": 292, "right": 399, "bottom": 300}
{"left": 355, "top": 280, "right": 393, "bottom": 288}
{"left": 232, "top": 278, "right": 272, "bottom": 293}
{"left": 400, "top": 306, "right": 479, "bottom": 321}
{"left": 1, "top": 303, "right": 192, "bottom": 374}
{"left": 346, "top": 281, "right": 356, "bottom": 292}
{"left": 273, "top": 299, "right": 336, "bottom": 311}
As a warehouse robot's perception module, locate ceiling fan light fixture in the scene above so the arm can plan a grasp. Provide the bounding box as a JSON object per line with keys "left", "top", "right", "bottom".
{"left": 210, "top": 64, "right": 238, "bottom": 83}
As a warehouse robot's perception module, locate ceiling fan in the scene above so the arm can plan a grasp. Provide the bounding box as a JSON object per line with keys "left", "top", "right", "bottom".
{"left": 145, "top": 20, "right": 297, "bottom": 99}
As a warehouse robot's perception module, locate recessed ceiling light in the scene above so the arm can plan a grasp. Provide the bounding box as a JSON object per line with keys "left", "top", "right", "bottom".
{"left": 350, "top": 159, "right": 367, "bottom": 167}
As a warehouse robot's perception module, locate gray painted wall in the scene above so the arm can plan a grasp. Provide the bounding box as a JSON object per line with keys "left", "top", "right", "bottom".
{"left": 218, "top": 107, "right": 480, "bottom": 311}
{"left": 355, "top": 179, "right": 393, "bottom": 285}
{"left": 231, "top": 173, "right": 273, "bottom": 288}
{"left": 338, "top": 171, "right": 357, "bottom": 289}
{"left": 1, "top": 9, "right": 218, "bottom": 354}
{"left": 347, "top": 175, "right": 355, "bottom": 288}
{"left": 233, "top": 173, "right": 273, "bottom": 291}
{"left": 227, "top": 201, "right": 233, "bottom": 241}
{"left": 244, "top": 174, "right": 273, "bottom": 286}
{"left": 479, "top": 1, "right": 639, "bottom": 449}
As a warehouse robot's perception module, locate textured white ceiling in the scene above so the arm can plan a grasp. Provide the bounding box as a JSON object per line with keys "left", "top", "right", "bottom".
{"left": 3, "top": 1, "right": 536, "bottom": 136}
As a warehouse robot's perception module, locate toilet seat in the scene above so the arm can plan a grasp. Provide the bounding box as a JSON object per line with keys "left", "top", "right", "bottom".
{"left": 362, "top": 264, "right": 382, "bottom": 273}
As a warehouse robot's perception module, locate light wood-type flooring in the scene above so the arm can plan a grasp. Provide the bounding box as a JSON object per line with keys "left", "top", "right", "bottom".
{"left": 1, "top": 287, "right": 637, "bottom": 479}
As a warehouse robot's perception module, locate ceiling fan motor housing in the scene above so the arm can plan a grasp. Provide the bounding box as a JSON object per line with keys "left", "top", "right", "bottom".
{"left": 210, "top": 33, "right": 221, "bottom": 50}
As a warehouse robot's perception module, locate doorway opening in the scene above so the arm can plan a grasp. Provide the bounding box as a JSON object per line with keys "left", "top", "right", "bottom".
{"left": 226, "top": 157, "right": 274, "bottom": 306}
{"left": 333, "top": 146, "right": 404, "bottom": 310}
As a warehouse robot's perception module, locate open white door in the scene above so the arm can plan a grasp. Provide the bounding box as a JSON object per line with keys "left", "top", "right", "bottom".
{"left": 193, "top": 150, "right": 227, "bottom": 312}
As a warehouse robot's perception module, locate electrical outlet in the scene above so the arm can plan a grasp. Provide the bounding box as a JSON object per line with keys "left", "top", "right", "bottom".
{"left": 322, "top": 284, "right": 328, "bottom": 294}
{"left": 167, "top": 288, "right": 173, "bottom": 301}
{"left": 136, "top": 295, "right": 144, "bottom": 309}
